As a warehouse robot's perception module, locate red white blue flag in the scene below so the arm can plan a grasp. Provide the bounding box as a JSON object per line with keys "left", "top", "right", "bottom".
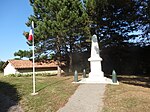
{"left": 28, "top": 29, "right": 33, "bottom": 41}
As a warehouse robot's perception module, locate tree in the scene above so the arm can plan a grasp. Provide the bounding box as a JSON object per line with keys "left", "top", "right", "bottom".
{"left": 134, "top": 0, "right": 150, "bottom": 45}
{"left": 17, "top": 0, "right": 149, "bottom": 75}
{"left": 85, "top": 0, "right": 150, "bottom": 47}
{"left": 14, "top": 50, "right": 32, "bottom": 59}
{"left": 0, "top": 60, "right": 5, "bottom": 72}
{"left": 25, "top": 0, "right": 90, "bottom": 74}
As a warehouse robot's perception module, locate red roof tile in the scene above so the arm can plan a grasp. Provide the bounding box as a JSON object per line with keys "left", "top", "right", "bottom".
{"left": 8, "top": 60, "right": 58, "bottom": 69}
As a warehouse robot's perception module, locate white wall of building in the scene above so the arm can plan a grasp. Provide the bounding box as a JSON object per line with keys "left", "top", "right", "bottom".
{"left": 4, "top": 63, "right": 64, "bottom": 76}
{"left": 4, "top": 63, "right": 18, "bottom": 76}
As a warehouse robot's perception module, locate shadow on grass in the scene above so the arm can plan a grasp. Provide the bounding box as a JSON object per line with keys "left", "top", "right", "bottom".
{"left": 0, "top": 81, "right": 21, "bottom": 112}
{"left": 118, "top": 75, "right": 150, "bottom": 88}
{"left": 105, "top": 74, "right": 150, "bottom": 88}
{"left": 37, "top": 77, "right": 71, "bottom": 92}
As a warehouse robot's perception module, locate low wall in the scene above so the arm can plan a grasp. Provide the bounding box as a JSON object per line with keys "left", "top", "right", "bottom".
{"left": 19, "top": 70, "right": 58, "bottom": 75}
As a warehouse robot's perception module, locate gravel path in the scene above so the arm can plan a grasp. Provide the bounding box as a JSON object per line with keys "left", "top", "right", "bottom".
{"left": 57, "top": 84, "right": 106, "bottom": 112}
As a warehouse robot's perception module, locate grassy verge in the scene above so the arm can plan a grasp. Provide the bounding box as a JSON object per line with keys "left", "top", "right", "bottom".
{"left": 0, "top": 72, "right": 3, "bottom": 76}
{"left": 0, "top": 75, "right": 78, "bottom": 112}
{"left": 102, "top": 75, "right": 150, "bottom": 112}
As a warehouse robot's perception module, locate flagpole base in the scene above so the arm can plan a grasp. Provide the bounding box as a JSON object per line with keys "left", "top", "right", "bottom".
{"left": 31, "top": 92, "right": 38, "bottom": 96}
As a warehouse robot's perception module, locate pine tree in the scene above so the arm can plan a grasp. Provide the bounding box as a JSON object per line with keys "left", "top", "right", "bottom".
{"left": 14, "top": 50, "right": 32, "bottom": 59}
{"left": 85, "top": 0, "right": 150, "bottom": 47}
{"left": 25, "top": 0, "right": 90, "bottom": 73}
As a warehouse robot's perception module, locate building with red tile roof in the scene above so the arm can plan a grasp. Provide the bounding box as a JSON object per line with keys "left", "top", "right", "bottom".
{"left": 3, "top": 60, "right": 65, "bottom": 76}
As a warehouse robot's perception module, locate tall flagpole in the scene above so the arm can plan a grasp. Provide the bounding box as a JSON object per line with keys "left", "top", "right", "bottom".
{"left": 31, "top": 21, "right": 38, "bottom": 95}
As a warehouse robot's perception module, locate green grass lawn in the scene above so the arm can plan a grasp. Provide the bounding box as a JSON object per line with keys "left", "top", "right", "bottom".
{"left": 102, "top": 75, "right": 150, "bottom": 112}
{"left": 2, "top": 73, "right": 150, "bottom": 112}
{"left": 0, "top": 75, "right": 78, "bottom": 112}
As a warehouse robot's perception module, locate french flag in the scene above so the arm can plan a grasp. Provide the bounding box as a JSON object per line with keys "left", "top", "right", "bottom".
{"left": 28, "top": 29, "right": 33, "bottom": 41}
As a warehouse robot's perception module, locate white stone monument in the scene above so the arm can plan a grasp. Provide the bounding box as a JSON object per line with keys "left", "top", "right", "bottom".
{"left": 78, "top": 35, "right": 119, "bottom": 84}
{"left": 87, "top": 34, "right": 105, "bottom": 82}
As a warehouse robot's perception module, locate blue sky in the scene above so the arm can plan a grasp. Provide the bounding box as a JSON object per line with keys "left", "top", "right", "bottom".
{"left": 0, "top": 0, "right": 33, "bottom": 61}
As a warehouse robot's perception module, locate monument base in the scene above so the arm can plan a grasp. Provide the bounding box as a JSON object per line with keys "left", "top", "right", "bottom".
{"left": 88, "top": 71, "right": 104, "bottom": 79}
{"left": 73, "top": 75, "right": 119, "bottom": 85}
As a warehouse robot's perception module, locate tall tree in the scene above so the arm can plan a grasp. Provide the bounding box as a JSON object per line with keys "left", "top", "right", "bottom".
{"left": 134, "top": 0, "right": 150, "bottom": 45}
{"left": 85, "top": 0, "right": 150, "bottom": 47}
{"left": 25, "top": 0, "right": 90, "bottom": 73}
